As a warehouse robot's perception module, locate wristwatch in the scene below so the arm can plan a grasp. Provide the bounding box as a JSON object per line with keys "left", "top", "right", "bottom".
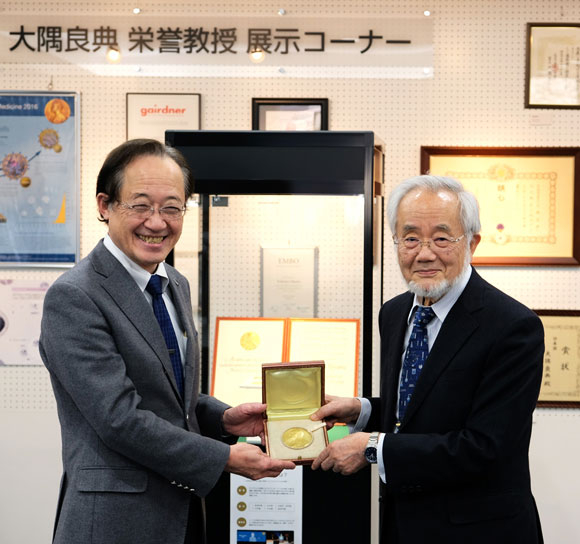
{"left": 364, "top": 432, "right": 380, "bottom": 464}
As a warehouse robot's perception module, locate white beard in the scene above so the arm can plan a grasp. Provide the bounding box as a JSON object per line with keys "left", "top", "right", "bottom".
{"left": 405, "top": 246, "right": 472, "bottom": 302}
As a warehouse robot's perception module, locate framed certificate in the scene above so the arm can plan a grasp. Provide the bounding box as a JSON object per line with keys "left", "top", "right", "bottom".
{"left": 211, "top": 317, "right": 359, "bottom": 405}
{"left": 261, "top": 247, "right": 318, "bottom": 318}
{"left": 535, "top": 310, "right": 580, "bottom": 408}
{"left": 421, "top": 146, "right": 580, "bottom": 265}
{"left": 526, "top": 23, "right": 580, "bottom": 108}
{"left": 252, "top": 98, "right": 328, "bottom": 131}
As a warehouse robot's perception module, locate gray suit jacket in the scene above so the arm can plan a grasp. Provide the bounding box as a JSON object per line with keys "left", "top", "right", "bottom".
{"left": 40, "top": 240, "right": 232, "bottom": 544}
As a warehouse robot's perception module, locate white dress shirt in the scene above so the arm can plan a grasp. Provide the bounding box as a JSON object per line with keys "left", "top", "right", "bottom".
{"left": 103, "top": 234, "right": 187, "bottom": 365}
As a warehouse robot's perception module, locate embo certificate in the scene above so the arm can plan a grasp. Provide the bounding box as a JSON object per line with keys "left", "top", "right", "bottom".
{"left": 261, "top": 247, "right": 317, "bottom": 318}
{"left": 429, "top": 155, "right": 575, "bottom": 259}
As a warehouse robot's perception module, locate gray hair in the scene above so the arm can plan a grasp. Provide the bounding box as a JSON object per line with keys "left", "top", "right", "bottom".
{"left": 387, "top": 175, "right": 481, "bottom": 240}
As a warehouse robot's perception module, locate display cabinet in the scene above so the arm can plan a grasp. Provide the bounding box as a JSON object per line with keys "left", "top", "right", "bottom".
{"left": 167, "top": 129, "right": 383, "bottom": 544}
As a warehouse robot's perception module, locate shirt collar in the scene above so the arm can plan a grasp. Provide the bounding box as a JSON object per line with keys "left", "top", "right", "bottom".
{"left": 103, "top": 234, "right": 169, "bottom": 293}
{"left": 408, "top": 265, "right": 473, "bottom": 325}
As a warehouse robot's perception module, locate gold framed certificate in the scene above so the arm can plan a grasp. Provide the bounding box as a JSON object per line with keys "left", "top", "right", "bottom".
{"left": 535, "top": 310, "right": 580, "bottom": 408}
{"left": 421, "top": 146, "right": 580, "bottom": 265}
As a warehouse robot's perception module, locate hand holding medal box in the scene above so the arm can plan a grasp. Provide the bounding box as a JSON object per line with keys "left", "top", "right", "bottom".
{"left": 262, "top": 361, "right": 329, "bottom": 465}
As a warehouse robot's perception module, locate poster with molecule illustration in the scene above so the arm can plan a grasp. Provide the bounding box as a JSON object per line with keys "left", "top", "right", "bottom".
{"left": 0, "top": 92, "right": 79, "bottom": 267}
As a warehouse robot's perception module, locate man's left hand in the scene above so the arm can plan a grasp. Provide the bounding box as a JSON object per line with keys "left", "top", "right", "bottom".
{"left": 311, "top": 432, "right": 369, "bottom": 475}
{"left": 223, "top": 403, "right": 266, "bottom": 442}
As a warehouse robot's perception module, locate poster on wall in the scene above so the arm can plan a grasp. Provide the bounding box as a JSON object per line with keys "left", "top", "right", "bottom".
{"left": 126, "top": 93, "right": 201, "bottom": 143}
{"left": 0, "top": 279, "right": 51, "bottom": 366}
{"left": 0, "top": 92, "right": 80, "bottom": 267}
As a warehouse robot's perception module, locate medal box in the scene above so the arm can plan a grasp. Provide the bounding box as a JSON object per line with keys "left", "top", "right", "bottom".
{"left": 262, "top": 361, "right": 328, "bottom": 465}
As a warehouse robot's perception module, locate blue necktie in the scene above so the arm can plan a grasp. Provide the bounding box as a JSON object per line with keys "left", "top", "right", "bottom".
{"left": 146, "top": 274, "right": 184, "bottom": 396}
{"left": 398, "top": 306, "right": 436, "bottom": 421}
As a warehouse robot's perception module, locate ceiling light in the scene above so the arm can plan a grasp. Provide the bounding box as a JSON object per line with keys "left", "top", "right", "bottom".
{"left": 106, "top": 46, "right": 121, "bottom": 63}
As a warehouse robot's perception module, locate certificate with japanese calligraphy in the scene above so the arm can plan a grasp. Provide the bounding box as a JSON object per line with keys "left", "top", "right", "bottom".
{"left": 428, "top": 154, "right": 575, "bottom": 264}
{"left": 537, "top": 313, "right": 580, "bottom": 406}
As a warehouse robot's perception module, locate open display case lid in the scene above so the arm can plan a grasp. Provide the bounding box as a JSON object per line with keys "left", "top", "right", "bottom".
{"left": 262, "top": 361, "right": 325, "bottom": 421}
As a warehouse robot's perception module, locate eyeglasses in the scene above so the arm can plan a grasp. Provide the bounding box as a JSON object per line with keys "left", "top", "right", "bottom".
{"left": 393, "top": 234, "right": 466, "bottom": 252}
{"left": 118, "top": 202, "right": 186, "bottom": 221}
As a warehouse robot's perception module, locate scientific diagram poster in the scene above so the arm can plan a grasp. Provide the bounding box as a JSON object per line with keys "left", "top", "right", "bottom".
{"left": 0, "top": 279, "right": 50, "bottom": 366}
{"left": 0, "top": 92, "right": 79, "bottom": 266}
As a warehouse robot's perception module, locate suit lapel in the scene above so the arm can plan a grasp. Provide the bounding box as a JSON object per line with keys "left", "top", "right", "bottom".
{"left": 91, "top": 242, "right": 184, "bottom": 403}
{"left": 402, "top": 270, "right": 485, "bottom": 424}
{"left": 381, "top": 294, "right": 414, "bottom": 428}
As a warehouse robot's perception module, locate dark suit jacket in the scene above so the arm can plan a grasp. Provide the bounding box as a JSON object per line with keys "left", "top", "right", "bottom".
{"left": 40, "top": 241, "right": 233, "bottom": 544}
{"left": 366, "top": 269, "right": 544, "bottom": 544}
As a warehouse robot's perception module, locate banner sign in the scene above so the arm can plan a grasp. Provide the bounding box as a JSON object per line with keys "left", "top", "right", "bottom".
{"left": 1, "top": 16, "right": 434, "bottom": 78}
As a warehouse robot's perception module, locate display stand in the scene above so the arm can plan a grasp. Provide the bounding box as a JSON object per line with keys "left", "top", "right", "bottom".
{"left": 167, "top": 130, "right": 383, "bottom": 543}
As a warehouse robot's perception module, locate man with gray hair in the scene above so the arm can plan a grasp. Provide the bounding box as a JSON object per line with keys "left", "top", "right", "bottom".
{"left": 311, "top": 175, "right": 544, "bottom": 543}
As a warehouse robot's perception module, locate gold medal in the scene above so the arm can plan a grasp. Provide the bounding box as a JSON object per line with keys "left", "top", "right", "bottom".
{"left": 240, "top": 331, "right": 260, "bottom": 350}
{"left": 282, "top": 427, "right": 313, "bottom": 449}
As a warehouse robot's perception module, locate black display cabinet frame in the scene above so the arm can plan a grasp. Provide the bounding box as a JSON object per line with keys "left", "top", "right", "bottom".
{"left": 166, "top": 129, "right": 382, "bottom": 543}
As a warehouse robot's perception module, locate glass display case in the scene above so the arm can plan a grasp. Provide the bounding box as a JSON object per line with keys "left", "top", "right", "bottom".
{"left": 167, "top": 129, "right": 383, "bottom": 543}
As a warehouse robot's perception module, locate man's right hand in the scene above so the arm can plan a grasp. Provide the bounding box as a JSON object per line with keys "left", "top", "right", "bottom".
{"left": 309, "top": 395, "right": 362, "bottom": 429}
{"left": 225, "top": 442, "right": 295, "bottom": 480}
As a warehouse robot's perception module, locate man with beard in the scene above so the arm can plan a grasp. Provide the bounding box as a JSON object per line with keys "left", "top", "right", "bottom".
{"left": 310, "top": 175, "right": 544, "bottom": 544}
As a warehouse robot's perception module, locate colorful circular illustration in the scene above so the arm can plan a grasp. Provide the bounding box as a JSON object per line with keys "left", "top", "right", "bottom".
{"left": 39, "top": 128, "right": 60, "bottom": 149}
{"left": 2, "top": 152, "right": 28, "bottom": 180}
{"left": 44, "top": 98, "right": 71, "bottom": 124}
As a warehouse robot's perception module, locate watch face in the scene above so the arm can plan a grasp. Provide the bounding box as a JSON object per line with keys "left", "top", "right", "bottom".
{"left": 365, "top": 447, "right": 377, "bottom": 463}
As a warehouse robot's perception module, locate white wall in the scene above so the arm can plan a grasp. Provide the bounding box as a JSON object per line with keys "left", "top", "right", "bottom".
{"left": 1, "top": 1, "right": 579, "bottom": 543}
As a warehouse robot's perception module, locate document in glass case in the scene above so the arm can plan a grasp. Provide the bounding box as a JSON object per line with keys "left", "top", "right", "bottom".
{"left": 211, "top": 317, "right": 286, "bottom": 406}
{"left": 211, "top": 317, "right": 359, "bottom": 406}
{"left": 261, "top": 247, "right": 318, "bottom": 318}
